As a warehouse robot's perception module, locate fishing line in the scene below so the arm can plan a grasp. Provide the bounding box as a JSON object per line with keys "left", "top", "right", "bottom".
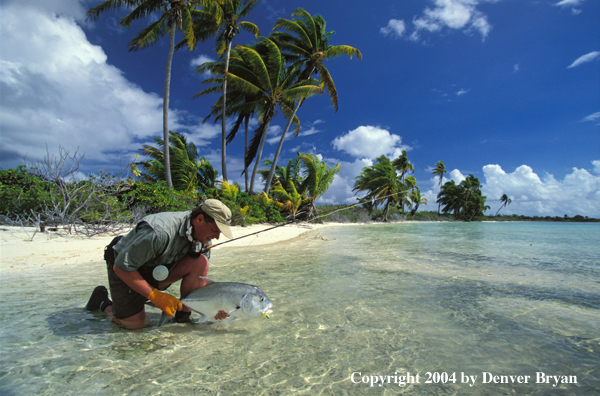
{"left": 202, "top": 192, "right": 402, "bottom": 253}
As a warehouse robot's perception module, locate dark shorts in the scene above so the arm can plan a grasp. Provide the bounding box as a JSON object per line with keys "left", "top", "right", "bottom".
{"left": 106, "top": 264, "right": 163, "bottom": 319}
{"left": 104, "top": 237, "right": 175, "bottom": 319}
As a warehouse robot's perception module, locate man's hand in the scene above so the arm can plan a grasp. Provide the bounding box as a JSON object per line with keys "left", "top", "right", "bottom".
{"left": 148, "top": 289, "right": 183, "bottom": 318}
{"left": 215, "top": 310, "right": 229, "bottom": 320}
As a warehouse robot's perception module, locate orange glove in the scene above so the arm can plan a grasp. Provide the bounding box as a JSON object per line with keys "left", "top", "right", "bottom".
{"left": 148, "top": 289, "right": 183, "bottom": 318}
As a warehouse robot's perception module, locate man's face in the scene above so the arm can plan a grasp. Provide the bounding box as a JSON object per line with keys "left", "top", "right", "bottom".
{"left": 191, "top": 214, "right": 221, "bottom": 245}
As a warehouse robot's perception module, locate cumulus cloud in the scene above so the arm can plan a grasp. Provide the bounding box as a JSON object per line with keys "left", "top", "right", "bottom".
{"left": 567, "top": 51, "right": 600, "bottom": 68}
{"left": 411, "top": 0, "right": 494, "bottom": 41}
{"left": 418, "top": 162, "right": 600, "bottom": 217}
{"left": 319, "top": 157, "right": 600, "bottom": 217}
{"left": 332, "top": 125, "right": 411, "bottom": 160}
{"left": 380, "top": 19, "right": 406, "bottom": 38}
{"left": 317, "top": 158, "right": 374, "bottom": 205}
{"left": 482, "top": 163, "right": 600, "bottom": 217}
{"left": 191, "top": 54, "right": 217, "bottom": 77}
{"left": 0, "top": 2, "right": 216, "bottom": 170}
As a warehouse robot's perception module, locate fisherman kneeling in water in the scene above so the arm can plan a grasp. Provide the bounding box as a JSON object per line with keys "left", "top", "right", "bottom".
{"left": 85, "top": 199, "right": 233, "bottom": 329}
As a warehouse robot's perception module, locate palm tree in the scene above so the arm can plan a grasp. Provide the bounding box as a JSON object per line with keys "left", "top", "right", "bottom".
{"left": 87, "top": 0, "right": 217, "bottom": 188}
{"left": 432, "top": 160, "right": 447, "bottom": 186}
{"left": 353, "top": 155, "right": 404, "bottom": 222}
{"left": 263, "top": 8, "right": 362, "bottom": 194}
{"left": 391, "top": 150, "right": 414, "bottom": 213}
{"left": 258, "top": 155, "right": 303, "bottom": 191}
{"left": 195, "top": 49, "right": 257, "bottom": 191}
{"left": 138, "top": 131, "right": 209, "bottom": 193}
{"left": 496, "top": 194, "right": 512, "bottom": 216}
{"left": 197, "top": 158, "right": 218, "bottom": 197}
{"left": 297, "top": 153, "right": 339, "bottom": 218}
{"left": 469, "top": 192, "right": 490, "bottom": 221}
{"left": 460, "top": 174, "right": 482, "bottom": 219}
{"left": 408, "top": 187, "right": 428, "bottom": 216}
{"left": 193, "top": 0, "right": 260, "bottom": 181}
{"left": 437, "top": 180, "right": 464, "bottom": 220}
{"left": 437, "top": 175, "right": 489, "bottom": 221}
{"left": 432, "top": 160, "right": 447, "bottom": 214}
{"left": 271, "top": 181, "right": 307, "bottom": 221}
{"left": 225, "top": 38, "right": 323, "bottom": 193}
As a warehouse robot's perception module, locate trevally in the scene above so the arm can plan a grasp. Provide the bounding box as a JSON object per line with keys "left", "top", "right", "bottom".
{"left": 158, "top": 278, "right": 272, "bottom": 327}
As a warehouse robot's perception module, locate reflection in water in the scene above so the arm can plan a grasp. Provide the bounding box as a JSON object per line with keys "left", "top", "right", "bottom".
{"left": 1, "top": 222, "right": 599, "bottom": 395}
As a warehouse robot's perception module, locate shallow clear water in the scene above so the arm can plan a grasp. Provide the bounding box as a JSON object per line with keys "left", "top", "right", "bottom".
{"left": 1, "top": 222, "right": 599, "bottom": 395}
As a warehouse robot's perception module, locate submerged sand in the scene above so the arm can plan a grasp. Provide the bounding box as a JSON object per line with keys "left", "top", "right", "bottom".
{"left": 0, "top": 223, "right": 335, "bottom": 274}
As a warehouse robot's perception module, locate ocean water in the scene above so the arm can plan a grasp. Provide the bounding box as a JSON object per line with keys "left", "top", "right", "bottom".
{"left": 1, "top": 222, "right": 599, "bottom": 395}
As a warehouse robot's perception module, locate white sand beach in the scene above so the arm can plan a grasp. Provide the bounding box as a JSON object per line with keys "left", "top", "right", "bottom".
{"left": 0, "top": 222, "right": 333, "bottom": 275}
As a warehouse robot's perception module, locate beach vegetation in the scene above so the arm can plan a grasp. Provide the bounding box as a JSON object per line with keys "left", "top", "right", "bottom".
{"left": 0, "top": 166, "right": 51, "bottom": 218}
{"left": 121, "top": 181, "right": 199, "bottom": 214}
{"left": 271, "top": 181, "right": 307, "bottom": 221}
{"left": 137, "top": 131, "right": 217, "bottom": 195}
{"left": 436, "top": 175, "right": 489, "bottom": 221}
{"left": 353, "top": 154, "right": 419, "bottom": 221}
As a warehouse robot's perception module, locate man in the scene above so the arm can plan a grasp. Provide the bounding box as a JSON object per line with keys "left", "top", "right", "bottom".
{"left": 85, "top": 199, "right": 233, "bottom": 329}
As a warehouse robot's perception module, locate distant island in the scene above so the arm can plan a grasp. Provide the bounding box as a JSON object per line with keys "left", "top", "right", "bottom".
{"left": 316, "top": 205, "right": 600, "bottom": 224}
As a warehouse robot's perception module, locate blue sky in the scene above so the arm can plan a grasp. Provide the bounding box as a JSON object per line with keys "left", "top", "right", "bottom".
{"left": 1, "top": 0, "right": 599, "bottom": 217}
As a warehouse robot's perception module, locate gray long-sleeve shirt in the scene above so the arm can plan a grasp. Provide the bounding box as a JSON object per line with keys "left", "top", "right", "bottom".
{"left": 113, "top": 211, "right": 196, "bottom": 272}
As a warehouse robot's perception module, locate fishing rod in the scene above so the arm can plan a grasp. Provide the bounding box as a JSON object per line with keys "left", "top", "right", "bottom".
{"left": 202, "top": 191, "right": 404, "bottom": 252}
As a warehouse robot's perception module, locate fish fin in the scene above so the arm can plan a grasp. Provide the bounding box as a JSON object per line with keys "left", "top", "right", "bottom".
{"left": 157, "top": 312, "right": 168, "bottom": 327}
{"left": 196, "top": 313, "right": 209, "bottom": 322}
{"left": 199, "top": 276, "right": 214, "bottom": 285}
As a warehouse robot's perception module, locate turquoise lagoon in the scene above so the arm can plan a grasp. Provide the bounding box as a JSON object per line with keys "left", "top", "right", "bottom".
{"left": 1, "top": 222, "right": 598, "bottom": 395}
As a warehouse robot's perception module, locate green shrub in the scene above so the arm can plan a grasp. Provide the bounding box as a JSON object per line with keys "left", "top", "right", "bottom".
{"left": 122, "top": 181, "right": 200, "bottom": 214}
{"left": 219, "top": 191, "right": 285, "bottom": 225}
{"left": 0, "top": 166, "right": 51, "bottom": 217}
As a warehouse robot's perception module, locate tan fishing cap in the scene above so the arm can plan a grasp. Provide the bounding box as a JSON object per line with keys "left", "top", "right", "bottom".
{"left": 201, "top": 199, "right": 234, "bottom": 239}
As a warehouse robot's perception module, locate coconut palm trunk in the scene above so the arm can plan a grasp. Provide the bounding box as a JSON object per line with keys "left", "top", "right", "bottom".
{"left": 244, "top": 116, "right": 249, "bottom": 192}
{"left": 221, "top": 38, "right": 233, "bottom": 181}
{"left": 163, "top": 21, "right": 176, "bottom": 188}
{"left": 249, "top": 119, "right": 271, "bottom": 193}
{"left": 263, "top": 99, "right": 302, "bottom": 195}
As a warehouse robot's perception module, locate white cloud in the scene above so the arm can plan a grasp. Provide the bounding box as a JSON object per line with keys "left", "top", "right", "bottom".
{"left": 0, "top": 2, "right": 199, "bottom": 169}
{"left": 411, "top": 0, "right": 495, "bottom": 41}
{"left": 318, "top": 158, "right": 373, "bottom": 205}
{"left": 332, "top": 125, "right": 411, "bottom": 160}
{"left": 320, "top": 158, "right": 600, "bottom": 217}
{"left": 554, "top": 0, "right": 585, "bottom": 7}
{"left": 380, "top": 19, "right": 406, "bottom": 38}
{"left": 456, "top": 88, "right": 470, "bottom": 96}
{"left": 191, "top": 54, "right": 217, "bottom": 77}
{"left": 583, "top": 112, "right": 600, "bottom": 122}
{"left": 481, "top": 163, "right": 600, "bottom": 217}
{"left": 567, "top": 51, "right": 600, "bottom": 68}
{"left": 5, "top": 0, "right": 88, "bottom": 22}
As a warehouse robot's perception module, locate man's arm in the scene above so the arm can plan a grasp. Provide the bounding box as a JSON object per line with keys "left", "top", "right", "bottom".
{"left": 113, "top": 265, "right": 154, "bottom": 298}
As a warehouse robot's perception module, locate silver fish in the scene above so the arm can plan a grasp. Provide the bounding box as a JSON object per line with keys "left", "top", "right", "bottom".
{"left": 158, "top": 278, "right": 273, "bottom": 326}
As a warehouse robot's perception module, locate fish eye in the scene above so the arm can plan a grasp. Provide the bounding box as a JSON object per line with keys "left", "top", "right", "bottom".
{"left": 260, "top": 297, "right": 264, "bottom": 302}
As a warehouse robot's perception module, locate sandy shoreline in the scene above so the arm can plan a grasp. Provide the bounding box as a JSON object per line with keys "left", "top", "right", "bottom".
{"left": 0, "top": 223, "right": 336, "bottom": 274}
